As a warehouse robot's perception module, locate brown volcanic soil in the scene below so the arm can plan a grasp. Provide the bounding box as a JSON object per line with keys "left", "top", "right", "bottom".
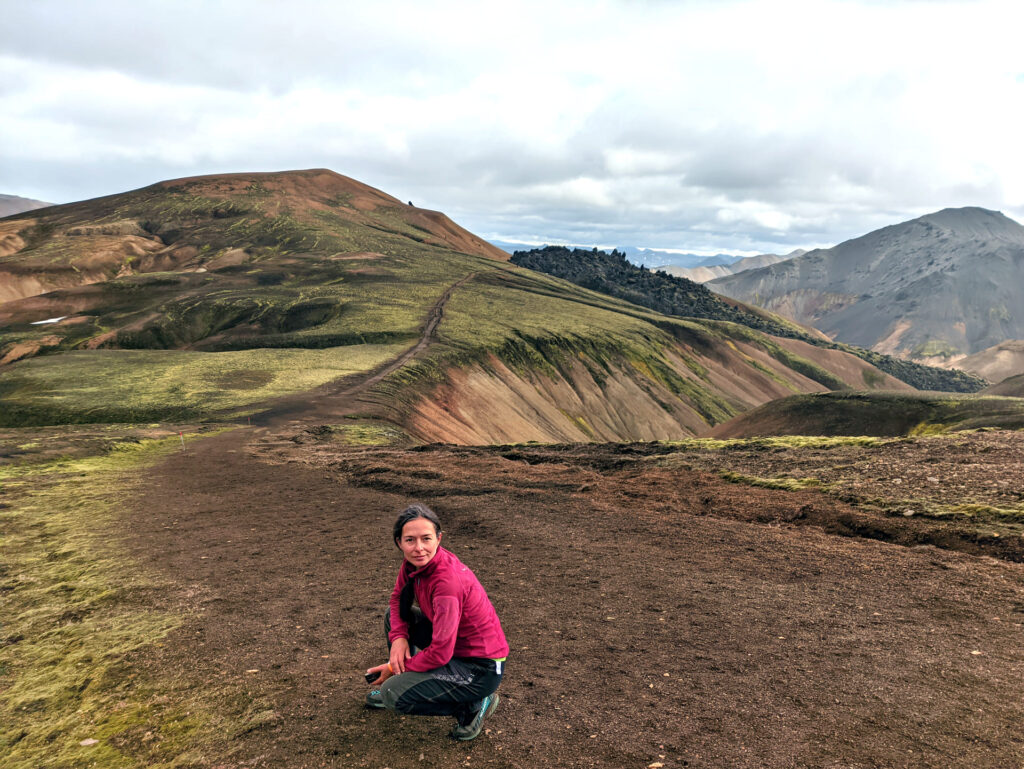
{"left": 122, "top": 426, "right": 1024, "bottom": 769}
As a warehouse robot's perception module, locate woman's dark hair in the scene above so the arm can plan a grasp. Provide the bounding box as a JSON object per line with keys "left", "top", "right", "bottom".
{"left": 393, "top": 503, "right": 442, "bottom": 548}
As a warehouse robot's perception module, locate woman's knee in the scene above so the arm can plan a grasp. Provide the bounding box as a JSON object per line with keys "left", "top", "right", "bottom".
{"left": 379, "top": 673, "right": 426, "bottom": 713}
{"left": 378, "top": 676, "right": 401, "bottom": 711}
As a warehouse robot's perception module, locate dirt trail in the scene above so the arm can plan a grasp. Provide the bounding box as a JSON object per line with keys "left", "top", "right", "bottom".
{"left": 122, "top": 276, "right": 1024, "bottom": 767}
{"left": 250, "top": 273, "right": 476, "bottom": 432}
{"left": 128, "top": 434, "right": 1024, "bottom": 769}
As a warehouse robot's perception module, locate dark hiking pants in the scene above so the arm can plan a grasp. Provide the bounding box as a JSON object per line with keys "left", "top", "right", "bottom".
{"left": 380, "top": 609, "right": 504, "bottom": 724}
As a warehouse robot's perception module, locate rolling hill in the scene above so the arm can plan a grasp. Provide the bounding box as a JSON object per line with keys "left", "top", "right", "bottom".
{"left": 981, "top": 372, "right": 1024, "bottom": 398}
{"left": 708, "top": 207, "right": 1024, "bottom": 362}
{"left": 709, "top": 390, "right": 1024, "bottom": 438}
{"left": 936, "top": 339, "right": 1024, "bottom": 382}
{"left": 1, "top": 169, "right": 914, "bottom": 442}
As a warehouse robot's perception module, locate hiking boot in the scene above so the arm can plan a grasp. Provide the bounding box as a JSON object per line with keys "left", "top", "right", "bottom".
{"left": 365, "top": 689, "right": 385, "bottom": 709}
{"left": 450, "top": 693, "right": 499, "bottom": 741}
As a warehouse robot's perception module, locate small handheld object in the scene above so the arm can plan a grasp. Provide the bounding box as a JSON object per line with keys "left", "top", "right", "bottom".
{"left": 365, "top": 662, "right": 393, "bottom": 683}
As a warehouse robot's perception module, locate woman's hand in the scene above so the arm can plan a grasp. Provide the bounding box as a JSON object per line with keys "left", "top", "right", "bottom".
{"left": 389, "top": 637, "right": 412, "bottom": 674}
{"left": 365, "top": 662, "right": 393, "bottom": 684}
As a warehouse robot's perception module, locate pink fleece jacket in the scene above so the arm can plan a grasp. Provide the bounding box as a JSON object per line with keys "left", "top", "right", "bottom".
{"left": 388, "top": 546, "right": 509, "bottom": 673}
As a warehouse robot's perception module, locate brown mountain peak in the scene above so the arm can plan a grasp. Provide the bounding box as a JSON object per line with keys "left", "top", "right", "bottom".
{"left": 154, "top": 168, "right": 404, "bottom": 212}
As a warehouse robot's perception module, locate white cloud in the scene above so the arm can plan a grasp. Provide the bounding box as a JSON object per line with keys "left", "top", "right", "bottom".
{"left": 3, "top": 0, "right": 1024, "bottom": 250}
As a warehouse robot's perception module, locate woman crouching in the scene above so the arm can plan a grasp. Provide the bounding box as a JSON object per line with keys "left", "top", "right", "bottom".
{"left": 365, "top": 503, "right": 508, "bottom": 741}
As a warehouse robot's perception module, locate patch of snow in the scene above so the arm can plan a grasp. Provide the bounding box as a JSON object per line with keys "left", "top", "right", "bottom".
{"left": 30, "top": 316, "right": 67, "bottom": 325}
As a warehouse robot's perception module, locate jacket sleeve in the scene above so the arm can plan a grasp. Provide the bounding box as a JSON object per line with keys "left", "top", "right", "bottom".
{"left": 405, "top": 578, "right": 461, "bottom": 672}
{"left": 387, "top": 570, "right": 409, "bottom": 645}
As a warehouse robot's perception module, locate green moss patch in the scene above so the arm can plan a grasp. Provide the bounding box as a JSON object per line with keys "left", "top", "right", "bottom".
{"left": 327, "top": 421, "right": 411, "bottom": 446}
{"left": 658, "top": 435, "right": 887, "bottom": 451}
{"left": 718, "top": 470, "right": 824, "bottom": 491}
{"left": 0, "top": 432, "right": 237, "bottom": 767}
{"left": 912, "top": 339, "right": 960, "bottom": 358}
{"left": 0, "top": 344, "right": 409, "bottom": 427}
{"left": 935, "top": 502, "right": 1024, "bottom": 524}
{"left": 882, "top": 500, "right": 1024, "bottom": 525}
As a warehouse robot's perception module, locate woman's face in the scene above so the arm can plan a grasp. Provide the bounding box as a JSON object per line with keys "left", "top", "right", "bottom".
{"left": 399, "top": 517, "right": 442, "bottom": 568}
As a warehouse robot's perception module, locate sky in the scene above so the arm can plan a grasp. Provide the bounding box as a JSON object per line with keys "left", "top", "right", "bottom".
{"left": 3, "top": 0, "right": 1023, "bottom": 255}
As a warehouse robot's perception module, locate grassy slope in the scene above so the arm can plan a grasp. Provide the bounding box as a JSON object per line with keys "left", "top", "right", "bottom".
{"left": 0, "top": 174, "right": 506, "bottom": 425}
{"left": 369, "top": 261, "right": 867, "bottom": 433}
{"left": 710, "top": 390, "right": 1024, "bottom": 438}
{"left": 0, "top": 430, "right": 253, "bottom": 768}
{"left": 0, "top": 345, "right": 407, "bottom": 426}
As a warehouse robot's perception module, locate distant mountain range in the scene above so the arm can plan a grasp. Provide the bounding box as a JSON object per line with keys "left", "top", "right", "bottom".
{"left": 663, "top": 250, "right": 805, "bottom": 283}
{"left": 709, "top": 207, "right": 1024, "bottom": 363}
{"left": 488, "top": 238, "right": 758, "bottom": 271}
{"left": 0, "top": 194, "right": 52, "bottom": 218}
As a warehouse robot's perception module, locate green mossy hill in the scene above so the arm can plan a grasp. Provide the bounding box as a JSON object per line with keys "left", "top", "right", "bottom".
{"left": 712, "top": 390, "right": 1024, "bottom": 438}
{"left": 2, "top": 197, "right": 858, "bottom": 432}
{"left": 0, "top": 345, "right": 407, "bottom": 427}
{"left": 2, "top": 169, "right": 505, "bottom": 270}
{"left": 511, "top": 246, "right": 985, "bottom": 393}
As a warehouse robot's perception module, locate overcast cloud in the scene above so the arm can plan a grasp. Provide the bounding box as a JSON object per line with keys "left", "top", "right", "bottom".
{"left": 3, "top": 0, "right": 1023, "bottom": 253}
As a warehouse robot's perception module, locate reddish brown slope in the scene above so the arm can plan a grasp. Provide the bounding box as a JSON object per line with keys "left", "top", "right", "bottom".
{"left": 400, "top": 335, "right": 905, "bottom": 445}
{"left": 771, "top": 336, "right": 914, "bottom": 391}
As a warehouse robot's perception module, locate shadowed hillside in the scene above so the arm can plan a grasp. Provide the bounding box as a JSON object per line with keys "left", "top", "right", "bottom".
{"left": 982, "top": 372, "right": 1024, "bottom": 397}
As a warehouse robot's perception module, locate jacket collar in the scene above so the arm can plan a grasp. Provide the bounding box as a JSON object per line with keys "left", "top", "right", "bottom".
{"left": 402, "top": 545, "right": 450, "bottom": 580}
